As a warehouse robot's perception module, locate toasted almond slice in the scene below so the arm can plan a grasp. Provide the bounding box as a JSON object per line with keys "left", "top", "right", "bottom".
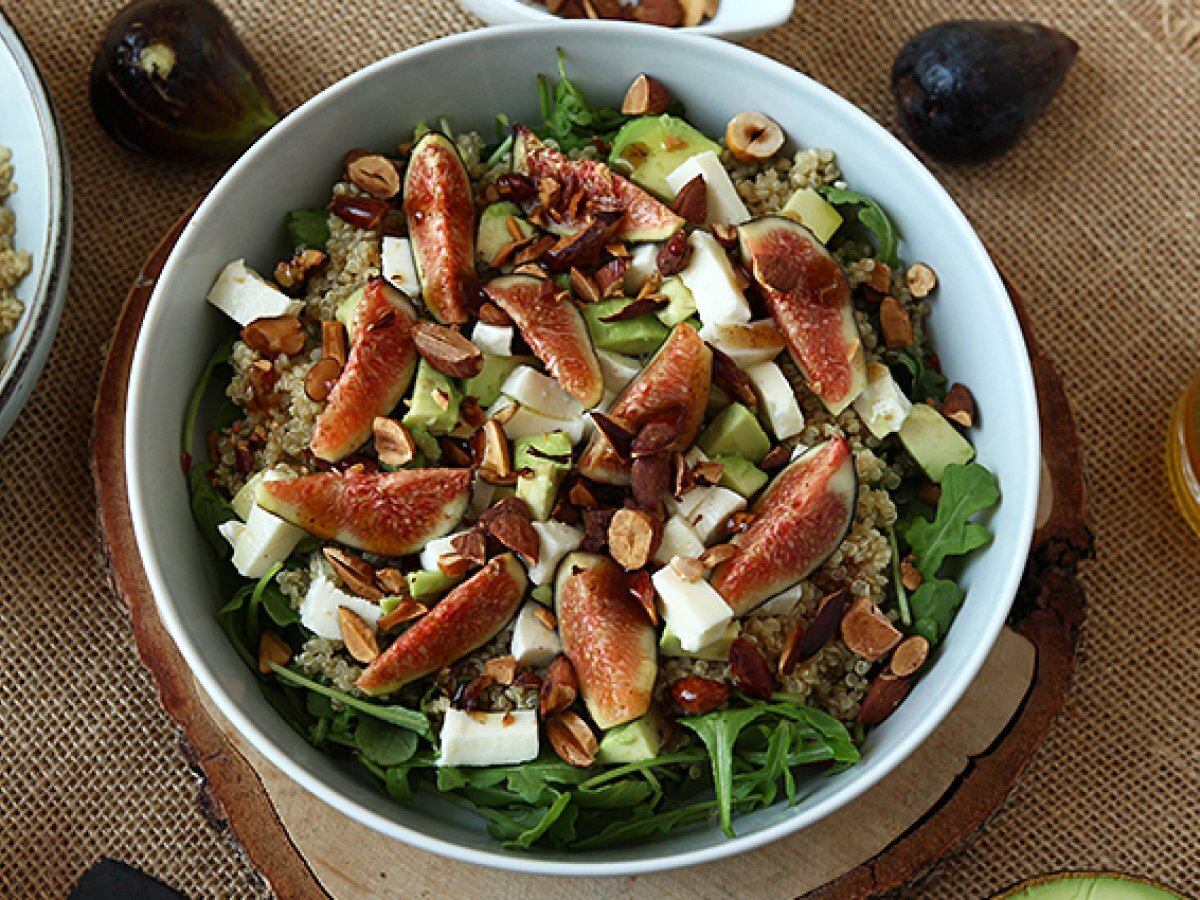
{"left": 378, "top": 598, "right": 428, "bottom": 632}
{"left": 258, "top": 630, "right": 292, "bottom": 674}
{"left": 890, "top": 636, "right": 930, "bottom": 678}
{"left": 373, "top": 417, "right": 416, "bottom": 468}
{"left": 480, "top": 419, "right": 513, "bottom": 480}
{"left": 857, "top": 674, "right": 912, "bottom": 725}
{"left": 437, "top": 552, "right": 472, "bottom": 580}
{"left": 375, "top": 567, "right": 409, "bottom": 596}
{"left": 943, "top": 383, "right": 976, "bottom": 428}
{"left": 484, "top": 655, "right": 520, "bottom": 686}
{"left": 533, "top": 605, "right": 558, "bottom": 632}
{"left": 539, "top": 654, "right": 576, "bottom": 717}
{"left": 880, "top": 297, "right": 914, "bottom": 349}
{"left": 305, "top": 355, "right": 343, "bottom": 403}
{"left": 699, "top": 542, "right": 739, "bottom": 569}
{"left": 669, "top": 555, "right": 706, "bottom": 583}
{"left": 840, "top": 597, "right": 902, "bottom": 662}
{"left": 413, "top": 322, "right": 485, "bottom": 379}
{"left": 338, "top": 606, "right": 379, "bottom": 663}
{"left": 322, "top": 320, "right": 348, "bottom": 366}
{"left": 323, "top": 546, "right": 384, "bottom": 601}
{"left": 546, "top": 711, "right": 598, "bottom": 767}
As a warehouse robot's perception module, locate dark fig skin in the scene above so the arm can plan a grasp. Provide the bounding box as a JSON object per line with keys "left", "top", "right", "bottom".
{"left": 892, "top": 20, "right": 1078, "bottom": 164}
{"left": 90, "top": 0, "right": 280, "bottom": 161}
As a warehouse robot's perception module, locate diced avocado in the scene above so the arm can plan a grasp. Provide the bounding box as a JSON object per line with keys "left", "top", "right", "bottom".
{"left": 406, "top": 569, "right": 460, "bottom": 600}
{"left": 461, "top": 353, "right": 526, "bottom": 407}
{"left": 582, "top": 299, "right": 670, "bottom": 355}
{"left": 656, "top": 276, "right": 697, "bottom": 327}
{"left": 336, "top": 286, "right": 365, "bottom": 336}
{"left": 659, "top": 621, "right": 740, "bottom": 660}
{"left": 477, "top": 201, "right": 536, "bottom": 269}
{"left": 405, "top": 423, "right": 442, "bottom": 465}
{"left": 596, "top": 707, "right": 670, "bottom": 764}
{"left": 403, "top": 359, "right": 461, "bottom": 435}
{"left": 530, "top": 584, "right": 554, "bottom": 607}
{"left": 514, "top": 431, "right": 573, "bottom": 521}
{"left": 713, "top": 453, "right": 769, "bottom": 498}
{"left": 698, "top": 403, "right": 772, "bottom": 464}
{"left": 781, "top": 188, "right": 844, "bottom": 244}
{"left": 898, "top": 403, "right": 975, "bottom": 483}
{"left": 706, "top": 383, "right": 732, "bottom": 417}
{"left": 609, "top": 115, "right": 722, "bottom": 200}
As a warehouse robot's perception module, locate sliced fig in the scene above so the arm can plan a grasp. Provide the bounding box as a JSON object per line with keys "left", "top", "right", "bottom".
{"left": 404, "top": 132, "right": 478, "bottom": 323}
{"left": 710, "top": 437, "right": 857, "bottom": 615}
{"left": 512, "top": 125, "right": 683, "bottom": 243}
{"left": 258, "top": 468, "right": 470, "bottom": 557}
{"left": 311, "top": 277, "right": 417, "bottom": 462}
{"left": 357, "top": 554, "right": 527, "bottom": 695}
{"left": 555, "top": 552, "right": 656, "bottom": 729}
{"left": 483, "top": 274, "right": 605, "bottom": 408}
{"left": 738, "top": 216, "right": 867, "bottom": 414}
{"left": 577, "top": 323, "right": 711, "bottom": 484}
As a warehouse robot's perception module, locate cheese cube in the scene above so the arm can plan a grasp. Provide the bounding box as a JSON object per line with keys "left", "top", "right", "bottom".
{"left": 750, "top": 583, "right": 805, "bottom": 618}
{"left": 678, "top": 231, "right": 752, "bottom": 327}
{"left": 419, "top": 530, "right": 471, "bottom": 572}
{"left": 381, "top": 236, "right": 421, "bottom": 298}
{"left": 622, "top": 242, "right": 660, "bottom": 295}
{"left": 231, "top": 501, "right": 306, "bottom": 579}
{"left": 525, "top": 521, "right": 584, "bottom": 585}
{"left": 438, "top": 709, "right": 539, "bottom": 767}
{"left": 686, "top": 487, "right": 747, "bottom": 545}
{"left": 206, "top": 259, "right": 304, "bottom": 326}
{"left": 853, "top": 362, "right": 913, "bottom": 439}
{"left": 653, "top": 565, "right": 733, "bottom": 653}
{"left": 596, "top": 349, "right": 641, "bottom": 395}
{"left": 501, "top": 365, "right": 585, "bottom": 420}
{"left": 653, "top": 515, "right": 706, "bottom": 565}
{"left": 744, "top": 360, "right": 805, "bottom": 440}
{"left": 471, "top": 322, "right": 514, "bottom": 356}
{"left": 490, "top": 397, "right": 587, "bottom": 445}
{"left": 511, "top": 602, "right": 563, "bottom": 667}
{"left": 300, "top": 573, "right": 383, "bottom": 640}
{"left": 698, "top": 319, "right": 786, "bottom": 367}
{"left": 665, "top": 150, "right": 751, "bottom": 226}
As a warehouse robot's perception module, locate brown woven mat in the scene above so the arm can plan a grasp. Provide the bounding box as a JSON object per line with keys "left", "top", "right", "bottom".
{"left": 1, "top": 0, "right": 1196, "bottom": 897}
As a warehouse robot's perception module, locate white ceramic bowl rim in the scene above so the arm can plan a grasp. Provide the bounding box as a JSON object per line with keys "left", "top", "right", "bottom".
{"left": 126, "top": 22, "right": 1040, "bottom": 877}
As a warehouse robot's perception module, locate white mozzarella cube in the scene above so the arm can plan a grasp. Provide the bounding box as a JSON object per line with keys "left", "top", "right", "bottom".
{"left": 300, "top": 573, "right": 383, "bottom": 640}
{"left": 653, "top": 515, "right": 706, "bottom": 565}
{"left": 419, "top": 530, "right": 471, "bottom": 572}
{"left": 471, "top": 322, "right": 514, "bottom": 356}
{"left": 231, "top": 502, "right": 306, "bottom": 579}
{"left": 525, "top": 521, "right": 584, "bottom": 585}
{"left": 206, "top": 259, "right": 304, "bottom": 327}
{"left": 750, "top": 583, "right": 806, "bottom": 618}
{"left": 596, "top": 349, "right": 641, "bottom": 395}
{"left": 678, "top": 231, "right": 752, "bottom": 327}
{"left": 490, "top": 397, "right": 587, "bottom": 445}
{"left": 501, "top": 365, "right": 585, "bottom": 421}
{"left": 653, "top": 565, "right": 734, "bottom": 653}
{"left": 622, "top": 243, "right": 660, "bottom": 295}
{"left": 853, "top": 363, "right": 913, "bottom": 439}
{"left": 699, "top": 319, "right": 786, "bottom": 367}
{"left": 467, "top": 476, "right": 498, "bottom": 520}
{"left": 381, "top": 236, "right": 421, "bottom": 298}
{"left": 438, "top": 709, "right": 539, "bottom": 768}
{"left": 686, "top": 486, "right": 747, "bottom": 545}
{"left": 217, "top": 519, "right": 244, "bottom": 550}
{"left": 510, "top": 602, "right": 564, "bottom": 667}
{"left": 664, "top": 150, "right": 751, "bottom": 226}
{"left": 744, "top": 360, "right": 805, "bottom": 440}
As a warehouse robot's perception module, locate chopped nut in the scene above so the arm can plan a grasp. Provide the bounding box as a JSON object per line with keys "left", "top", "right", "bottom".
{"left": 547, "top": 711, "right": 598, "bottom": 767}
{"left": 457, "top": 674, "right": 495, "bottom": 711}
{"left": 484, "top": 655, "right": 520, "bottom": 686}
{"left": 533, "top": 605, "right": 558, "bottom": 632}
{"left": 900, "top": 554, "right": 923, "bottom": 592}
{"left": 590, "top": 412, "right": 634, "bottom": 461}
{"left": 432, "top": 389, "right": 451, "bottom": 412}
{"left": 504, "top": 216, "right": 526, "bottom": 242}
{"left": 671, "top": 174, "right": 708, "bottom": 224}
{"left": 451, "top": 530, "right": 489, "bottom": 567}
{"left": 580, "top": 508, "right": 616, "bottom": 552}
{"left": 631, "top": 454, "right": 673, "bottom": 512}
{"left": 621, "top": 73, "right": 671, "bottom": 116}
{"left": 699, "top": 542, "right": 739, "bottom": 569}
{"left": 322, "top": 320, "right": 348, "bottom": 366}
{"left": 347, "top": 152, "right": 401, "bottom": 199}
{"left": 879, "top": 297, "right": 915, "bottom": 348}
{"left": 942, "top": 383, "right": 976, "bottom": 428}
{"left": 569, "top": 266, "right": 601, "bottom": 304}
{"left": 479, "top": 419, "right": 513, "bottom": 483}
{"left": 725, "top": 111, "right": 785, "bottom": 164}
{"left": 477, "top": 301, "right": 514, "bottom": 326}
{"left": 274, "top": 248, "right": 329, "bottom": 293}
{"left": 595, "top": 258, "right": 629, "bottom": 298}
{"left": 605, "top": 241, "right": 630, "bottom": 259}
{"left": 323, "top": 546, "right": 384, "bottom": 601}
{"left": 304, "top": 355, "right": 343, "bottom": 402}
{"left": 258, "top": 630, "right": 292, "bottom": 674}
{"left": 710, "top": 222, "right": 738, "bottom": 248}
{"left": 857, "top": 674, "right": 913, "bottom": 725}
{"left": 607, "top": 508, "right": 662, "bottom": 571}
{"left": 460, "top": 396, "right": 486, "bottom": 429}
{"left": 906, "top": 262, "right": 938, "bottom": 298}
{"left": 490, "top": 401, "right": 519, "bottom": 427}
{"left": 657, "top": 230, "right": 692, "bottom": 276}
{"left": 860, "top": 258, "right": 892, "bottom": 294}
{"left": 670, "top": 675, "right": 729, "bottom": 714}
{"left": 729, "top": 511, "right": 757, "bottom": 533}
{"left": 632, "top": 417, "right": 684, "bottom": 457}
{"left": 691, "top": 460, "right": 725, "bottom": 486}
{"left": 412, "top": 322, "right": 485, "bottom": 379}
{"left": 541, "top": 212, "right": 623, "bottom": 273}
{"left": 438, "top": 436, "right": 473, "bottom": 469}
{"left": 478, "top": 497, "right": 541, "bottom": 564}
{"left": 437, "top": 552, "right": 472, "bottom": 580}
{"left": 241, "top": 316, "right": 306, "bottom": 358}
{"left": 627, "top": 569, "right": 659, "bottom": 625}
{"left": 759, "top": 445, "right": 790, "bottom": 470}
{"left": 728, "top": 637, "right": 773, "bottom": 700}
{"left": 840, "top": 597, "right": 903, "bottom": 662}
{"left": 568, "top": 479, "right": 600, "bottom": 508}
{"left": 539, "top": 653, "right": 576, "bottom": 716}
{"left": 669, "top": 555, "right": 706, "bottom": 582}
{"left": 337, "top": 606, "right": 380, "bottom": 664}
{"left": 373, "top": 417, "right": 416, "bottom": 468}
{"left": 328, "top": 195, "right": 391, "bottom": 230}
{"left": 890, "top": 636, "right": 930, "bottom": 678}
{"left": 781, "top": 588, "right": 850, "bottom": 674}
{"left": 378, "top": 598, "right": 428, "bottom": 631}
{"left": 636, "top": 270, "right": 663, "bottom": 301}
{"left": 375, "top": 567, "right": 409, "bottom": 596}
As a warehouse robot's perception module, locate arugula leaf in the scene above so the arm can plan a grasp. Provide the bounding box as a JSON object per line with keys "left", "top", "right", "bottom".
{"left": 888, "top": 526, "right": 912, "bottom": 627}
{"left": 573, "top": 780, "right": 654, "bottom": 809}
{"left": 679, "top": 706, "right": 768, "bottom": 838}
{"left": 268, "top": 664, "right": 431, "bottom": 737}
{"left": 356, "top": 717, "right": 418, "bottom": 767}
{"left": 904, "top": 462, "right": 1000, "bottom": 578}
{"left": 888, "top": 348, "right": 948, "bottom": 404}
{"left": 283, "top": 209, "right": 330, "bottom": 251}
{"left": 188, "top": 464, "right": 237, "bottom": 557}
{"left": 217, "top": 585, "right": 255, "bottom": 667}
{"left": 572, "top": 802, "right": 716, "bottom": 850}
{"left": 580, "top": 749, "right": 707, "bottom": 790}
{"left": 910, "top": 578, "right": 965, "bottom": 644}
{"left": 182, "top": 336, "right": 235, "bottom": 456}
{"left": 819, "top": 186, "right": 899, "bottom": 268}
{"left": 246, "top": 561, "right": 283, "bottom": 639}
{"left": 535, "top": 49, "right": 627, "bottom": 152}
{"left": 258, "top": 681, "right": 314, "bottom": 738}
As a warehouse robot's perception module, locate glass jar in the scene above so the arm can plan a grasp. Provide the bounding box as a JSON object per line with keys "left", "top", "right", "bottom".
{"left": 1167, "top": 368, "right": 1200, "bottom": 538}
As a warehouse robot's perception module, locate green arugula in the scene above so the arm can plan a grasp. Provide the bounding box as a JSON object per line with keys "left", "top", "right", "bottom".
{"left": 888, "top": 526, "right": 912, "bottom": 627}
{"left": 356, "top": 717, "right": 419, "bottom": 767}
{"left": 904, "top": 463, "right": 1000, "bottom": 578}
{"left": 268, "top": 664, "right": 432, "bottom": 738}
{"left": 188, "top": 464, "right": 237, "bottom": 558}
{"left": 182, "top": 336, "right": 235, "bottom": 457}
{"left": 283, "top": 209, "right": 330, "bottom": 251}
{"left": 909, "top": 578, "right": 965, "bottom": 645}
{"left": 536, "top": 49, "right": 628, "bottom": 152}
{"left": 887, "top": 347, "right": 948, "bottom": 404}
{"left": 819, "top": 186, "right": 900, "bottom": 268}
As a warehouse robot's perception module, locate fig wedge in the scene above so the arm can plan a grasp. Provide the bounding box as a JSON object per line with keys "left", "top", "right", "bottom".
{"left": 555, "top": 553, "right": 656, "bottom": 729}
{"left": 512, "top": 125, "right": 683, "bottom": 243}
{"left": 357, "top": 554, "right": 527, "bottom": 695}
{"left": 405, "top": 132, "right": 479, "bottom": 323}
{"left": 738, "top": 216, "right": 867, "bottom": 415}
{"left": 258, "top": 468, "right": 470, "bottom": 557}
{"left": 711, "top": 436, "right": 857, "bottom": 615}
{"left": 311, "top": 277, "right": 417, "bottom": 462}
{"left": 578, "top": 323, "right": 711, "bottom": 484}
{"left": 483, "top": 274, "right": 604, "bottom": 408}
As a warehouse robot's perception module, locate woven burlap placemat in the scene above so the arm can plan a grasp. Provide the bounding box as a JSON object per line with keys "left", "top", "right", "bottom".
{"left": 1, "top": 1, "right": 1196, "bottom": 897}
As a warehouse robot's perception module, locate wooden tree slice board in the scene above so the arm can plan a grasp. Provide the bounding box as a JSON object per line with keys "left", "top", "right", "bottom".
{"left": 92, "top": 215, "right": 1093, "bottom": 899}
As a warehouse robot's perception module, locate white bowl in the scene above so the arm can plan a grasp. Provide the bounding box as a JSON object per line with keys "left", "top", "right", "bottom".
{"left": 126, "top": 23, "right": 1039, "bottom": 876}
{"left": 459, "top": 0, "right": 794, "bottom": 41}
{"left": 0, "top": 11, "right": 71, "bottom": 442}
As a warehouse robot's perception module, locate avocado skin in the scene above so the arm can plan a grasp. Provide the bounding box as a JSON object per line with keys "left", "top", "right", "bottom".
{"left": 891, "top": 20, "right": 1078, "bottom": 164}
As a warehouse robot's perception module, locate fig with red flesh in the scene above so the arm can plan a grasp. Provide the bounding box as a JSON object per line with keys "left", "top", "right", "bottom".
{"left": 258, "top": 468, "right": 471, "bottom": 557}
{"left": 404, "top": 132, "right": 479, "bottom": 324}
{"left": 738, "top": 217, "right": 867, "bottom": 415}
{"left": 555, "top": 552, "right": 656, "bottom": 729}
{"left": 357, "top": 554, "right": 527, "bottom": 695}
{"left": 512, "top": 125, "right": 683, "bottom": 243}
{"left": 310, "top": 277, "right": 417, "bottom": 462}
{"left": 577, "top": 322, "right": 711, "bottom": 484}
{"left": 483, "top": 274, "right": 605, "bottom": 408}
{"left": 711, "top": 437, "right": 857, "bottom": 615}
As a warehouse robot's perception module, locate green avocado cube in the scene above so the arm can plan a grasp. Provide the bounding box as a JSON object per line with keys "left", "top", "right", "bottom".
{"left": 781, "top": 188, "right": 844, "bottom": 244}
{"left": 403, "top": 359, "right": 461, "bottom": 435}
{"left": 655, "top": 276, "right": 697, "bottom": 327}
{"left": 336, "top": 286, "right": 366, "bottom": 337}
{"left": 405, "top": 569, "right": 460, "bottom": 600}
{"left": 477, "top": 201, "right": 536, "bottom": 269}
{"left": 898, "top": 403, "right": 975, "bottom": 483}
{"left": 596, "top": 707, "right": 671, "bottom": 764}
{"left": 530, "top": 584, "right": 554, "bottom": 607}
{"left": 461, "top": 353, "right": 527, "bottom": 407}
{"left": 514, "top": 431, "right": 573, "bottom": 521}
{"left": 713, "top": 453, "right": 769, "bottom": 498}
{"left": 659, "top": 621, "right": 740, "bottom": 660}
{"left": 697, "top": 403, "right": 772, "bottom": 464}
{"left": 582, "top": 299, "right": 671, "bottom": 355}
{"left": 608, "top": 115, "right": 722, "bottom": 200}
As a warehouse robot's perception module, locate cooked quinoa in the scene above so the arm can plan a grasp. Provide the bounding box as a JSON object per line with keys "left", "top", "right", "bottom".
{"left": 0, "top": 148, "right": 31, "bottom": 338}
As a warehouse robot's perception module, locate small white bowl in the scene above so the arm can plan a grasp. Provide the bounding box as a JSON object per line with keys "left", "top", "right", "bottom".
{"left": 459, "top": 0, "right": 794, "bottom": 42}
{"left": 0, "top": 12, "right": 71, "bottom": 442}
{"left": 126, "top": 23, "right": 1039, "bottom": 876}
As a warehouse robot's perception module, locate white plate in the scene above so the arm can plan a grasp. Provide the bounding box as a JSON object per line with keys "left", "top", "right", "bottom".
{"left": 0, "top": 11, "right": 70, "bottom": 442}
{"left": 460, "top": 0, "right": 794, "bottom": 41}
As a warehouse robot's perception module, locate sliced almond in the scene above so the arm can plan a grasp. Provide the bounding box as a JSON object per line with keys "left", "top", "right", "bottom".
{"left": 699, "top": 542, "right": 739, "bottom": 569}
{"left": 533, "top": 604, "right": 558, "bottom": 632}
{"left": 900, "top": 554, "right": 923, "bottom": 592}
{"left": 889, "top": 635, "right": 930, "bottom": 678}
{"left": 376, "top": 567, "right": 409, "bottom": 596}
{"left": 479, "top": 419, "right": 513, "bottom": 482}
{"left": 258, "top": 630, "right": 292, "bottom": 674}
{"left": 451, "top": 530, "right": 489, "bottom": 567}
{"left": 547, "top": 711, "right": 598, "bottom": 767}
{"left": 671, "top": 174, "right": 708, "bottom": 224}
{"left": 627, "top": 569, "right": 659, "bottom": 625}
{"left": 691, "top": 459, "right": 725, "bottom": 486}
{"left": 479, "top": 498, "right": 541, "bottom": 564}
{"left": 569, "top": 266, "right": 601, "bottom": 304}
{"left": 621, "top": 74, "right": 670, "bottom": 116}
{"left": 539, "top": 654, "right": 576, "bottom": 717}
{"left": 373, "top": 417, "right": 416, "bottom": 468}
{"left": 241, "top": 316, "right": 306, "bottom": 358}
{"left": 906, "top": 262, "right": 938, "bottom": 298}
{"left": 478, "top": 301, "right": 514, "bottom": 326}
{"left": 274, "top": 248, "right": 329, "bottom": 292}
{"left": 669, "top": 555, "right": 706, "bottom": 583}
{"left": 840, "top": 597, "right": 902, "bottom": 662}
{"left": 347, "top": 153, "right": 401, "bottom": 199}
{"left": 759, "top": 445, "right": 791, "bottom": 470}
{"left": 879, "top": 297, "right": 914, "bottom": 349}
{"left": 412, "top": 322, "right": 485, "bottom": 379}
{"left": 857, "top": 674, "right": 912, "bottom": 725}
{"left": 378, "top": 598, "right": 427, "bottom": 631}
{"left": 860, "top": 258, "right": 892, "bottom": 294}
{"left": 942, "top": 383, "right": 976, "bottom": 428}
{"left": 484, "top": 655, "right": 520, "bottom": 686}
{"left": 322, "top": 320, "right": 348, "bottom": 366}
{"left": 437, "top": 552, "right": 472, "bottom": 580}
{"left": 337, "top": 606, "right": 380, "bottom": 663}
{"left": 607, "top": 508, "right": 662, "bottom": 571}
{"left": 633, "top": 0, "right": 683, "bottom": 27}
{"left": 725, "top": 112, "right": 785, "bottom": 164}
{"left": 781, "top": 588, "right": 850, "bottom": 674}
{"left": 323, "top": 546, "right": 384, "bottom": 601}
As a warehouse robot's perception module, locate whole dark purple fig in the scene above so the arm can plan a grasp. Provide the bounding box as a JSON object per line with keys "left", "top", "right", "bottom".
{"left": 891, "top": 20, "right": 1078, "bottom": 164}
{"left": 89, "top": 0, "right": 280, "bottom": 161}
